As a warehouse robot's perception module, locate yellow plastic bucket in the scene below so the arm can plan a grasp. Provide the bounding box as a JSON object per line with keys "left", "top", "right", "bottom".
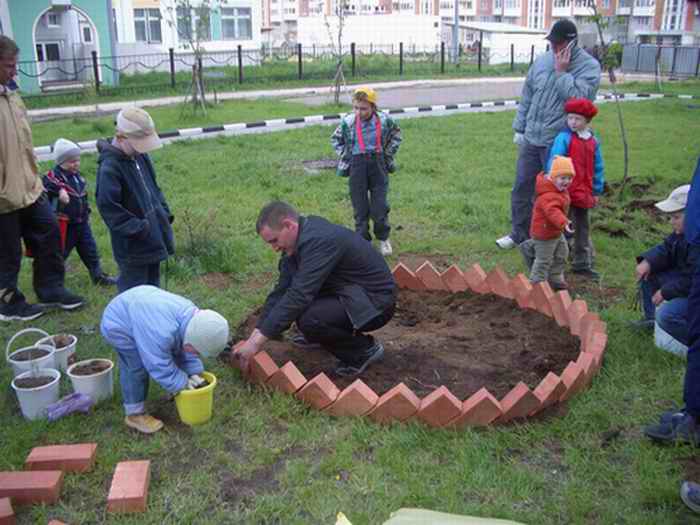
{"left": 174, "top": 371, "right": 217, "bottom": 426}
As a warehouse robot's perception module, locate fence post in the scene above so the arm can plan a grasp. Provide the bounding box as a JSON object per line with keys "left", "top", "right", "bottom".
{"left": 168, "top": 48, "right": 176, "bottom": 88}
{"left": 670, "top": 45, "right": 678, "bottom": 77}
{"left": 351, "top": 42, "right": 356, "bottom": 77}
{"left": 530, "top": 44, "right": 534, "bottom": 66}
{"left": 91, "top": 50, "right": 100, "bottom": 94}
{"left": 313, "top": 44, "right": 316, "bottom": 58}
{"left": 237, "top": 45, "right": 243, "bottom": 83}
{"left": 695, "top": 47, "right": 700, "bottom": 77}
{"left": 399, "top": 42, "right": 404, "bottom": 76}
{"left": 441, "top": 42, "right": 445, "bottom": 74}
{"left": 477, "top": 33, "right": 482, "bottom": 72}
{"left": 297, "top": 43, "right": 303, "bottom": 80}
{"left": 510, "top": 43, "right": 514, "bottom": 71}
{"left": 635, "top": 43, "right": 641, "bottom": 72}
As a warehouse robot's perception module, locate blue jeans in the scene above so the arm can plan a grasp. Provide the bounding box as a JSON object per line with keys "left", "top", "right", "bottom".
{"left": 656, "top": 298, "right": 689, "bottom": 346}
{"left": 640, "top": 271, "right": 681, "bottom": 320}
{"left": 684, "top": 246, "right": 700, "bottom": 418}
{"left": 64, "top": 221, "right": 102, "bottom": 278}
{"left": 115, "top": 347, "right": 150, "bottom": 416}
{"left": 117, "top": 263, "right": 161, "bottom": 293}
{"left": 509, "top": 142, "right": 550, "bottom": 244}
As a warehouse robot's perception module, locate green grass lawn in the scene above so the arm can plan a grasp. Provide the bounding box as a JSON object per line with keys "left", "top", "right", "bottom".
{"left": 2, "top": 98, "right": 700, "bottom": 524}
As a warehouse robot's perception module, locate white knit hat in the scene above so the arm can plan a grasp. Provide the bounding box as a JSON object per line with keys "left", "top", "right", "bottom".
{"left": 53, "top": 138, "right": 81, "bottom": 165}
{"left": 183, "top": 309, "right": 230, "bottom": 359}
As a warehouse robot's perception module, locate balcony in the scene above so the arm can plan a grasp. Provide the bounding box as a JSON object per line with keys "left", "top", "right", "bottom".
{"left": 633, "top": 4, "right": 655, "bottom": 16}
{"left": 616, "top": 1, "right": 632, "bottom": 14}
{"left": 552, "top": 5, "right": 572, "bottom": 16}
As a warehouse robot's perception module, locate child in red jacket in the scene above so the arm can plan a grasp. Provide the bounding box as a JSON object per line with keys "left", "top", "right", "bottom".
{"left": 520, "top": 156, "right": 575, "bottom": 290}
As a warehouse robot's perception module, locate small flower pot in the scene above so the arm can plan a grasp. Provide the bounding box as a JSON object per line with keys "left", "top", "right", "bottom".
{"left": 67, "top": 358, "right": 114, "bottom": 404}
{"left": 6, "top": 328, "right": 56, "bottom": 377}
{"left": 11, "top": 368, "right": 61, "bottom": 421}
{"left": 37, "top": 333, "right": 77, "bottom": 372}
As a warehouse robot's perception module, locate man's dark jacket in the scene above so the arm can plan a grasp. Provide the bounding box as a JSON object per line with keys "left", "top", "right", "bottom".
{"left": 257, "top": 215, "right": 396, "bottom": 338}
{"left": 95, "top": 139, "right": 174, "bottom": 267}
{"left": 638, "top": 231, "right": 699, "bottom": 300}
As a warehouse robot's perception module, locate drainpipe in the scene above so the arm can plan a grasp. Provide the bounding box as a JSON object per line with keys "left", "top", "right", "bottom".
{"left": 106, "top": 0, "right": 119, "bottom": 86}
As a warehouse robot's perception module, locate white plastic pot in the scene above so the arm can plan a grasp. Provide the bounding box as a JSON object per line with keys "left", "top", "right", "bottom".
{"left": 67, "top": 358, "right": 114, "bottom": 403}
{"left": 6, "top": 328, "right": 56, "bottom": 377}
{"left": 37, "top": 334, "right": 77, "bottom": 372}
{"left": 11, "top": 368, "right": 61, "bottom": 421}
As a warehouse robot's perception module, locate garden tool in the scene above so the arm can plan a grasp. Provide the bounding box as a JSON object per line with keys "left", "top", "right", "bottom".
{"left": 187, "top": 374, "right": 206, "bottom": 389}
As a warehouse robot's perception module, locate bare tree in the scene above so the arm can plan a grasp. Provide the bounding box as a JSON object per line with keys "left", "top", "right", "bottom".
{"left": 324, "top": 0, "right": 348, "bottom": 105}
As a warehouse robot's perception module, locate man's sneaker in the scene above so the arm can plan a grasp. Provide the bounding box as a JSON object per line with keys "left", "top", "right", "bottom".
{"left": 125, "top": 414, "right": 164, "bottom": 434}
{"left": 92, "top": 272, "right": 117, "bottom": 287}
{"left": 549, "top": 280, "right": 568, "bottom": 291}
{"left": 335, "top": 343, "right": 385, "bottom": 377}
{"left": 379, "top": 240, "right": 393, "bottom": 257}
{"left": 289, "top": 332, "right": 323, "bottom": 350}
{"left": 0, "top": 299, "right": 44, "bottom": 322}
{"left": 39, "top": 289, "right": 85, "bottom": 311}
{"left": 496, "top": 235, "right": 516, "bottom": 250}
{"left": 681, "top": 481, "right": 700, "bottom": 513}
{"left": 572, "top": 268, "right": 601, "bottom": 281}
{"left": 643, "top": 413, "right": 700, "bottom": 446}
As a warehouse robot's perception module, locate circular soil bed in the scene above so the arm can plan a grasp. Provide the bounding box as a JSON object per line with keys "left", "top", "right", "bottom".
{"left": 236, "top": 288, "right": 580, "bottom": 399}
{"left": 14, "top": 376, "right": 55, "bottom": 389}
{"left": 70, "top": 361, "right": 111, "bottom": 376}
{"left": 11, "top": 348, "right": 51, "bottom": 362}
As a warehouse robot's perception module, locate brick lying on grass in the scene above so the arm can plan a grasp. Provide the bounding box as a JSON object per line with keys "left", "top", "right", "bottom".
{"left": 0, "top": 471, "right": 63, "bottom": 505}
{"left": 25, "top": 443, "right": 97, "bottom": 473}
{"left": 107, "top": 460, "right": 150, "bottom": 514}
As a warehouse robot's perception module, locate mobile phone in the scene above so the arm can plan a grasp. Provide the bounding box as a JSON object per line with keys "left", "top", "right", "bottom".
{"left": 563, "top": 38, "right": 577, "bottom": 53}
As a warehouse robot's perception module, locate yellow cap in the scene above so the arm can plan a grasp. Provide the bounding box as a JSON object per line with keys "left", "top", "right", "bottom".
{"left": 353, "top": 87, "right": 377, "bottom": 105}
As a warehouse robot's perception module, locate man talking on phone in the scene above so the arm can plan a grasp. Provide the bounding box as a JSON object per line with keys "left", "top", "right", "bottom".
{"left": 496, "top": 19, "right": 601, "bottom": 250}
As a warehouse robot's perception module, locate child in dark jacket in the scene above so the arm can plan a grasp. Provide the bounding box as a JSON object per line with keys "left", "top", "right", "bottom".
{"left": 546, "top": 97, "right": 604, "bottom": 280}
{"left": 520, "top": 156, "right": 575, "bottom": 290}
{"left": 632, "top": 185, "right": 698, "bottom": 350}
{"left": 42, "top": 139, "right": 116, "bottom": 286}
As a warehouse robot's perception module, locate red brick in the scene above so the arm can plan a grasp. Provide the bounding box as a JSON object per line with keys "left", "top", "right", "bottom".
{"left": 583, "top": 320, "right": 607, "bottom": 353}
{"left": 0, "top": 471, "right": 63, "bottom": 506}
{"left": 267, "top": 361, "right": 307, "bottom": 394}
{"left": 0, "top": 498, "right": 14, "bottom": 525}
{"left": 296, "top": 373, "right": 340, "bottom": 410}
{"left": 440, "top": 265, "right": 469, "bottom": 293}
{"left": 25, "top": 443, "right": 97, "bottom": 473}
{"left": 416, "top": 386, "right": 463, "bottom": 427}
{"left": 560, "top": 361, "right": 586, "bottom": 401}
{"left": 392, "top": 263, "right": 426, "bottom": 290}
{"left": 510, "top": 273, "right": 534, "bottom": 309}
{"left": 107, "top": 460, "right": 150, "bottom": 513}
{"left": 485, "top": 267, "right": 512, "bottom": 299}
{"left": 576, "top": 352, "right": 597, "bottom": 387}
{"left": 587, "top": 332, "right": 608, "bottom": 370}
{"left": 550, "top": 290, "right": 572, "bottom": 327}
{"left": 230, "top": 341, "right": 246, "bottom": 371}
{"left": 248, "top": 351, "right": 279, "bottom": 385}
{"left": 533, "top": 372, "right": 566, "bottom": 410}
{"left": 498, "top": 382, "right": 542, "bottom": 422}
{"left": 449, "top": 388, "right": 502, "bottom": 427}
{"left": 530, "top": 282, "right": 554, "bottom": 317}
{"left": 464, "top": 264, "right": 489, "bottom": 294}
{"left": 578, "top": 312, "right": 600, "bottom": 347}
{"left": 567, "top": 300, "right": 588, "bottom": 336}
{"left": 415, "top": 261, "right": 447, "bottom": 291}
{"left": 325, "top": 379, "right": 378, "bottom": 417}
{"left": 368, "top": 383, "right": 421, "bottom": 424}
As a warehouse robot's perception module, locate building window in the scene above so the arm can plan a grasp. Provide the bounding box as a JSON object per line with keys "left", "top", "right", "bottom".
{"left": 177, "top": 7, "right": 212, "bottom": 42}
{"left": 662, "top": 0, "right": 685, "bottom": 30}
{"left": 221, "top": 7, "right": 252, "bottom": 40}
{"left": 134, "top": 8, "right": 162, "bottom": 43}
{"left": 46, "top": 12, "right": 60, "bottom": 27}
{"left": 602, "top": 0, "right": 610, "bottom": 8}
{"left": 504, "top": 0, "right": 520, "bottom": 9}
{"left": 553, "top": 0, "right": 570, "bottom": 7}
{"left": 494, "top": 0, "right": 502, "bottom": 8}
{"left": 82, "top": 26, "right": 92, "bottom": 43}
{"left": 634, "top": 0, "right": 654, "bottom": 6}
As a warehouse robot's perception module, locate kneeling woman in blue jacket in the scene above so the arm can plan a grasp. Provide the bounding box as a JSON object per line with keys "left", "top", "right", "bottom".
{"left": 101, "top": 285, "right": 229, "bottom": 433}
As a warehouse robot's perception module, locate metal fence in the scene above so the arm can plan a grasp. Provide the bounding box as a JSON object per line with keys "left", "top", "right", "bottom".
{"left": 621, "top": 44, "right": 700, "bottom": 78}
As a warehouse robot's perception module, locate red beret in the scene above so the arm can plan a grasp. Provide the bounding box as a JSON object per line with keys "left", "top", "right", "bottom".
{"left": 564, "top": 97, "right": 598, "bottom": 120}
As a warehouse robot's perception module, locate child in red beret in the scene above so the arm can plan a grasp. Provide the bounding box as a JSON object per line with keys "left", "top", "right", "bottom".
{"left": 545, "top": 97, "right": 605, "bottom": 280}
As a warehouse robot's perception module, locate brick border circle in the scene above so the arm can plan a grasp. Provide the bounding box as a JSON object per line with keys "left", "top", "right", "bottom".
{"left": 232, "top": 261, "right": 607, "bottom": 427}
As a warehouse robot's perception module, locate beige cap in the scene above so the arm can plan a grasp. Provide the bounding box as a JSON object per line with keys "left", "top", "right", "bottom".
{"left": 116, "top": 107, "right": 162, "bottom": 153}
{"left": 655, "top": 184, "right": 690, "bottom": 213}
{"left": 183, "top": 309, "right": 230, "bottom": 359}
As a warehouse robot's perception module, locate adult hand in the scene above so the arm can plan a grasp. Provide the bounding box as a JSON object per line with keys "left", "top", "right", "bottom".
{"left": 564, "top": 221, "right": 575, "bottom": 234}
{"left": 555, "top": 46, "right": 571, "bottom": 73}
{"left": 232, "top": 340, "right": 258, "bottom": 374}
{"left": 513, "top": 132, "right": 526, "bottom": 146}
{"left": 652, "top": 290, "right": 665, "bottom": 306}
{"left": 636, "top": 260, "right": 651, "bottom": 281}
{"left": 58, "top": 188, "right": 69, "bottom": 205}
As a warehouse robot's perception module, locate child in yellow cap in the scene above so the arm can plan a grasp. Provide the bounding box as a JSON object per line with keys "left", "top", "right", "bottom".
{"left": 331, "top": 87, "right": 402, "bottom": 256}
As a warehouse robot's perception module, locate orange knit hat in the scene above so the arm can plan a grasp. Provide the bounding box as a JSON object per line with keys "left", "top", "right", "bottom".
{"left": 548, "top": 156, "right": 576, "bottom": 180}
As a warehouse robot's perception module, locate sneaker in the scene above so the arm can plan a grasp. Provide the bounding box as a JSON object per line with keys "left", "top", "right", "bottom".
{"left": 681, "top": 481, "right": 700, "bottom": 513}
{"left": 39, "top": 289, "right": 85, "bottom": 311}
{"left": 125, "top": 414, "right": 164, "bottom": 434}
{"left": 643, "top": 413, "right": 700, "bottom": 446}
{"left": 289, "top": 332, "right": 322, "bottom": 350}
{"left": 549, "top": 280, "right": 568, "bottom": 291}
{"left": 0, "top": 294, "right": 45, "bottom": 322}
{"left": 92, "top": 272, "right": 117, "bottom": 287}
{"left": 335, "top": 343, "right": 385, "bottom": 377}
{"left": 379, "top": 240, "right": 393, "bottom": 257}
{"left": 572, "top": 268, "right": 601, "bottom": 281}
{"left": 659, "top": 407, "right": 687, "bottom": 425}
{"left": 496, "top": 235, "right": 516, "bottom": 250}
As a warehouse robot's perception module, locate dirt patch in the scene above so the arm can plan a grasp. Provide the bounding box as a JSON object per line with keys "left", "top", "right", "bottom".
{"left": 235, "top": 288, "right": 580, "bottom": 400}
{"left": 71, "top": 360, "right": 111, "bottom": 376}
{"left": 679, "top": 456, "right": 700, "bottom": 482}
{"left": 565, "top": 273, "right": 625, "bottom": 306}
{"left": 14, "top": 376, "right": 54, "bottom": 388}
{"left": 240, "top": 272, "right": 274, "bottom": 294}
{"left": 301, "top": 159, "right": 337, "bottom": 176}
{"left": 200, "top": 272, "right": 233, "bottom": 290}
{"left": 11, "top": 347, "right": 50, "bottom": 362}
{"left": 52, "top": 334, "right": 74, "bottom": 349}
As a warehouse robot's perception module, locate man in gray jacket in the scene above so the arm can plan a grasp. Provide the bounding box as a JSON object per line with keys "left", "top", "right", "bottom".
{"left": 496, "top": 19, "right": 601, "bottom": 250}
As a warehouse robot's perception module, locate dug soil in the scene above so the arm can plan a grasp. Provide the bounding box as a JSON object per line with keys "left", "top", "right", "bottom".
{"left": 11, "top": 348, "right": 50, "bottom": 362}
{"left": 71, "top": 361, "right": 111, "bottom": 376}
{"left": 235, "top": 289, "right": 581, "bottom": 400}
{"left": 52, "top": 334, "right": 73, "bottom": 349}
{"left": 14, "top": 376, "right": 54, "bottom": 388}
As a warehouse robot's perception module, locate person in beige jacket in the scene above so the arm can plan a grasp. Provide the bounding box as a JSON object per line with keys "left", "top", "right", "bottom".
{"left": 0, "top": 36, "right": 84, "bottom": 321}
